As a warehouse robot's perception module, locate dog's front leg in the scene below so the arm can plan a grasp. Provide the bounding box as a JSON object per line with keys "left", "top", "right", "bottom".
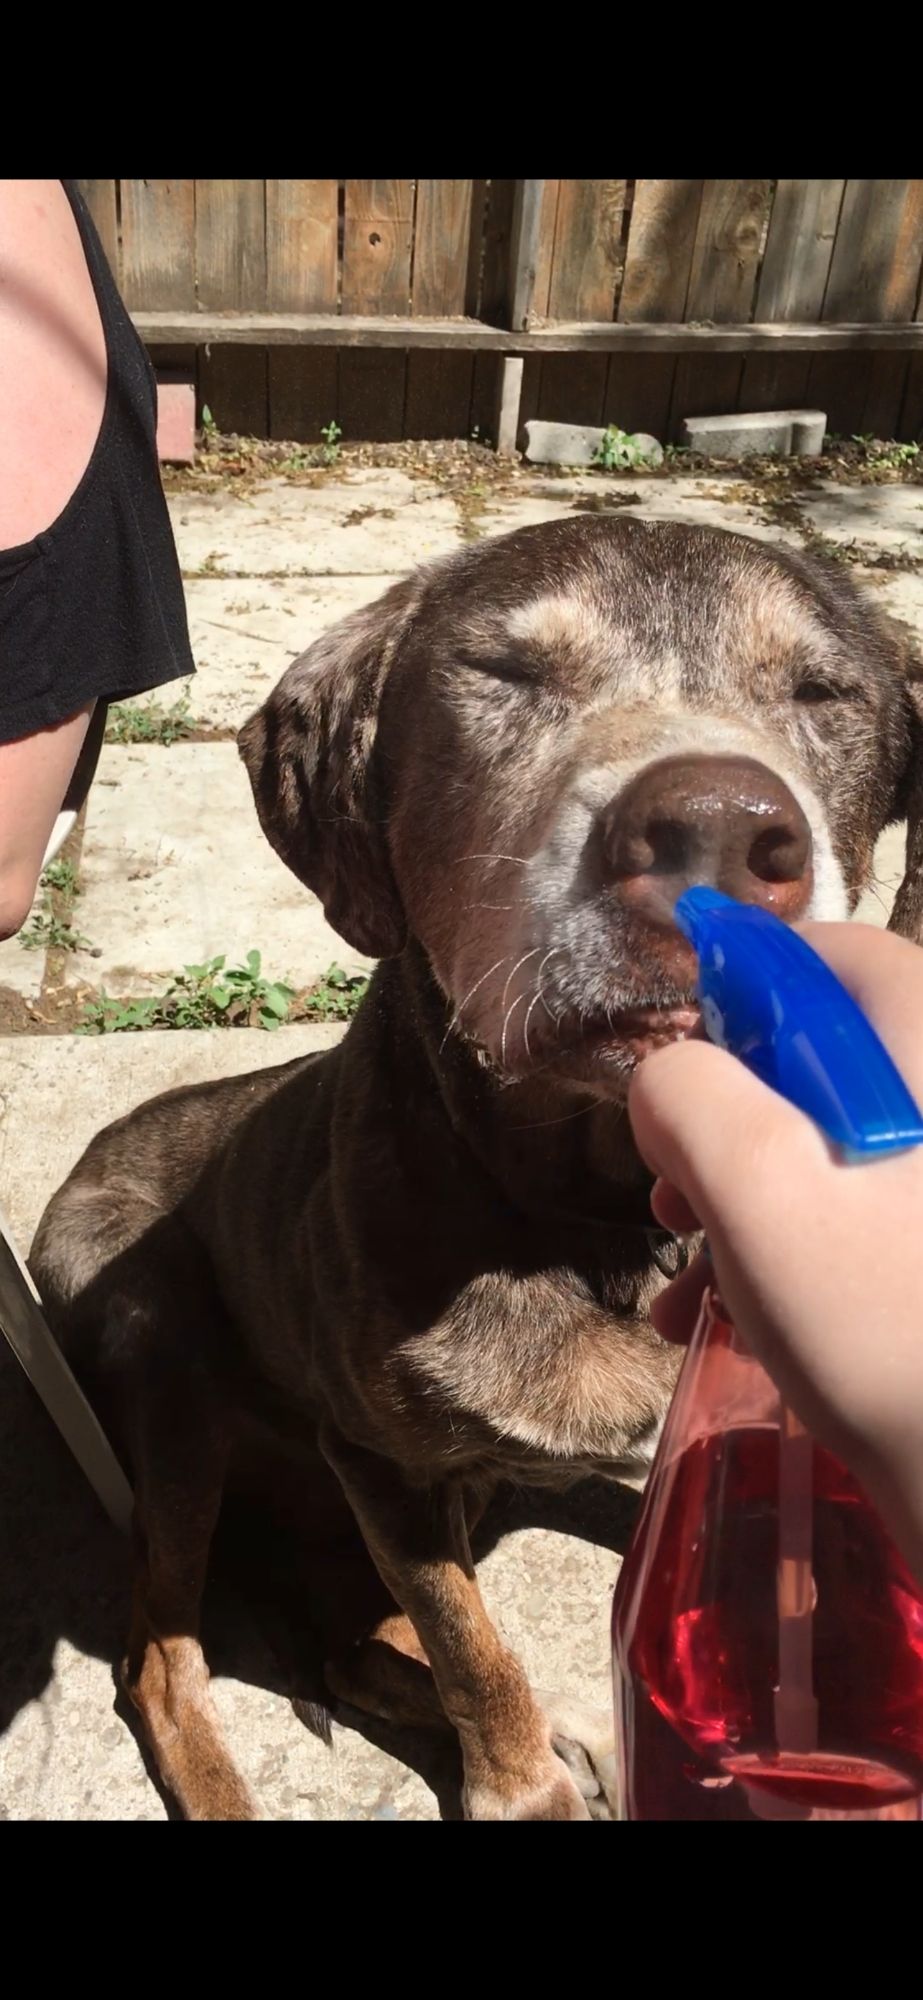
{"left": 320, "top": 1426, "right": 591, "bottom": 1821}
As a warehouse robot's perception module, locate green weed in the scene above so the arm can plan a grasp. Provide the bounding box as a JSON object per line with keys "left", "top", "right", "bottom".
{"left": 299, "top": 964, "right": 369, "bottom": 1021}
{"left": 105, "top": 695, "right": 195, "bottom": 745}
{"left": 593, "top": 426, "right": 660, "bottom": 471}
{"left": 78, "top": 951, "right": 294, "bottom": 1034}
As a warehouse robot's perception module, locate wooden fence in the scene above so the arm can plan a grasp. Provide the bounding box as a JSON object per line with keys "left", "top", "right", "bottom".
{"left": 77, "top": 179, "right": 923, "bottom": 446}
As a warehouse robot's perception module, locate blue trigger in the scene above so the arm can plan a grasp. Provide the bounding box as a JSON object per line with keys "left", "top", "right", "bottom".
{"left": 675, "top": 887, "right": 923, "bottom": 1160}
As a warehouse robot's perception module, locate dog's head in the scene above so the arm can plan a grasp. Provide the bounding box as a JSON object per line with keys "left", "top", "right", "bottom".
{"left": 240, "top": 516, "right": 923, "bottom": 1100}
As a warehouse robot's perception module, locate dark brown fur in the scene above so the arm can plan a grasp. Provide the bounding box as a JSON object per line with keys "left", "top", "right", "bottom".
{"left": 31, "top": 517, "right": 923, "bottom": 1820}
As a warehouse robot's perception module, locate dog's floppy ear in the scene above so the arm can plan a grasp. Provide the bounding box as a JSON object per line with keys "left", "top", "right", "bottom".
{"left": 238, "top": 574, "right": 422, "bottom": 958}
{"left": 890, "top": 648, "right": 923, "bottom": 943}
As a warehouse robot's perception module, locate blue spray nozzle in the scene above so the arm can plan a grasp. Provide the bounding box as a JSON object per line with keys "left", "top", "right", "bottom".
{"left": 675, "top": 887, "right": 923, "bottom": 1161}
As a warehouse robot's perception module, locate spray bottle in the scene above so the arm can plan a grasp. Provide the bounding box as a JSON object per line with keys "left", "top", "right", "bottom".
{"left": 611, "top": 887, "right": 923, "bottom": 1822}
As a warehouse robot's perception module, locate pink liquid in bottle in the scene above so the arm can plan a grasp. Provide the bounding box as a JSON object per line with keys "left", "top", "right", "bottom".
{"left": 612, "top": 1289, "right": 923, "bottom": 1821}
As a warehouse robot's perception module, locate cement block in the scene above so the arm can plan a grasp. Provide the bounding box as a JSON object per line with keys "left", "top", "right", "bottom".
{"left": 525, "top": 420, "right": 664, "bottom": 468}
{"left": 681, "top": 410, "right": 827, "bottom": 459}
{"left": 156, "top": 380, "right": 196, "bottom": 465}
{"left": 66, "top": 743, "right": 374, "bottom": 997}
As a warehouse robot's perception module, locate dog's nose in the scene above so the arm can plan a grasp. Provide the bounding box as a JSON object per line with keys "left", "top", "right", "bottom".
{"left": 602, "top": 754, "right": 814, "bottom": 923}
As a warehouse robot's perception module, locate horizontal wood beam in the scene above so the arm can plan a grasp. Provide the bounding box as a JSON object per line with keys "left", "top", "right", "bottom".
{"left": 135, "top": 310, "right": 923, "bottom": 355}
{"left": 524, "top": 321, "right": 923, "bottom": 353}
{"left": 137, "top": 312, "right": 511, "bottom": 349}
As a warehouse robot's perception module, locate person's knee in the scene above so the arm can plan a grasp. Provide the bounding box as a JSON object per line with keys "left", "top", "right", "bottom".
{"left": 0, "top": 866, "right": 38, "bottom": 941}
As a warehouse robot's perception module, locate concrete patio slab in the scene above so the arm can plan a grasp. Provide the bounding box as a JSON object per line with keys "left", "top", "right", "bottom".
{"left": 66, "top": 745, "right": 371, "bottom": 998}
{"left": 477, "top": 475, "right": 807, "bottom": 549}
{"left": 797, "top": 481, "right": 923, "bottom": 557}
{"left": 851, "top": 566, "right": 923, "bottom": 640}
{"left": 0, "top": 1025, "right": 344, "bottom": 1248}
{"left": 185, "top": 573, "right": 401, "bottom": 729}
{"left": 0, "top": 932, "right": 47, "bottom": 1004}
{"left": 169, "top": 479, "right": 462, "bottom": 580}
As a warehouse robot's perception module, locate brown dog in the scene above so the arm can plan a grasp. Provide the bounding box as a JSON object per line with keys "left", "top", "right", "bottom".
{"left": 30, "top": 516, "right": 923, "bottom": 1820}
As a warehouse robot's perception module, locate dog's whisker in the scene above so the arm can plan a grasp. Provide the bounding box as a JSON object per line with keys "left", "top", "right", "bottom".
{"left": 864, "top": 873, "right": 892, "bottom": 913}
{"left": 452, "top": 853, "right": 529, "bottom": 868}
{"left": 500, "top": 989, "right": 530, "bottom": 1069}
{"left": 511, "top": 1098, "right": 602, "bottom": 1132}
{"left": 498, "top": 1039, "right": 577, "bottom": 1091}
{"left": 440, "top": 955, "right": 510, "bottom": 1055}
{"left": 501, "top": 947, "right": 541, "bottom": 1012}
{"left": 541, "top": 987, "right": 563, "bottom": 1028}
{"left": 521, "top": 988, "right": 542, "bottom": 1064}
{"left": 520, "top": 949, "right": 561, "bottom": 1064}
{"left": 462, "top": 902, "right": 517, "bottom": 913}
{"left": 538, "top": 947, "right": 567, "bottom": 1033}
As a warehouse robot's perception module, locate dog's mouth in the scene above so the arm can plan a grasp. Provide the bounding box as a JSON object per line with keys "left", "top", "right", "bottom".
{"left": 581, "top": 1002, "right": 701, "bottom": 1055}
{"left": 514, "top": 993, "right": 702, "bottom": 1091}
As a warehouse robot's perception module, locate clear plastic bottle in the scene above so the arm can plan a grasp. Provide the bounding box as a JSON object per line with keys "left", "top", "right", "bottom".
{"left": 612, "top": 889, "right": 923, "bottom": 1823}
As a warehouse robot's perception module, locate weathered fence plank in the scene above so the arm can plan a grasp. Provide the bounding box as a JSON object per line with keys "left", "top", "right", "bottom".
{"left": 470, "top": 179, "right": 516, "bottom": 439}
{"left": 266, "top": 180, "right": 338, "bottom": 310}
{"left": 539, "top": 179, "right": 627, "bottom": 428}
{"left": 196, "top": 180, "right": 267, "bottom": 433}
{"left": 619, "top": 179, "right": 703, "bottom": 321}
{"left": 341, "top": 180, "right": 415, "bottom": 444}
{"left": 342, "top": 180, "right": 414, "bottom": 313}
{"left": 407, "top": 180, "right": 476, "bottom": 437}
{"left": 813, "top": 181, "right": 923, "bottom": 437}
{"left": 265, "top": 180, "right": 338, "bottom": 444}
{"left": 670, "top": 179, "right": 774, "bottom": 440}
{"left": 607, "top": 179, "right": 703, "bottom": 439}
{"left": 121, "top": 180, "right": 195, "bottom": 309}
{"left": 741, "top": 178, "right": 844, "bottom": 411}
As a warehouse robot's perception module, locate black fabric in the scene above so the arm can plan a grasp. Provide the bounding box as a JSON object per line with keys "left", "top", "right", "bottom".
{"left": 0, "top": 180, "right": 195, "bottom": 745}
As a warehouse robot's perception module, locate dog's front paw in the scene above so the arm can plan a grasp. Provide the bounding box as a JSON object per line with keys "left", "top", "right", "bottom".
{"left": 463, "top": 1755, "right": 592, "bottom": 1821}
{"left": 539, "top": 1692, "right": 621, "bottom": 1821}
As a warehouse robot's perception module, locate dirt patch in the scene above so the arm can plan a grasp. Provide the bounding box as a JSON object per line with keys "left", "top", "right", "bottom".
{"left": 0, "top": 983, "right": 91, "bottom": 1035}
{"left": 0, "top": 987, "right": 362, "bottom": 1040}
{"left": 571, "top": 491, "right": 640, "bottom": 514}
{"left": 163, "top": 427, "right": 921, "bottom": 530}
{"left": 342, "top": 505, "right": 396, "bottom": 527}
{"left": 163, "top": 433, "right": 523, "bottom": 503}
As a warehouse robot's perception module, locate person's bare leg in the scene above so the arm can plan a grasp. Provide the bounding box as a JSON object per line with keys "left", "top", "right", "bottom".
{"left": 0, "top": 710, "right": 95, "bottom": 938}
{"left": 0, "top": 180, "right": 108, "bottom": 936}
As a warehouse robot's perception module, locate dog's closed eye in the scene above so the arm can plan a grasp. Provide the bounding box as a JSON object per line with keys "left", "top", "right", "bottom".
{"left": 793, "top": 677, "right": 861, "bottom": 705}
{"left": 457, "top": 649, "right": 544, "bottom": 687}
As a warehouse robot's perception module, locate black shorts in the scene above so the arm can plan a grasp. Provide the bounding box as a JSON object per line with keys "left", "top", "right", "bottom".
{"left": 0, "top": 180, "right": 195, "bottom": 746}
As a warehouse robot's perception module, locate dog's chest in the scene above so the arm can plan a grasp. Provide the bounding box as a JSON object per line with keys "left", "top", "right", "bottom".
{"left": 395, "top": 1261, "right": 678, "bottom": 1478}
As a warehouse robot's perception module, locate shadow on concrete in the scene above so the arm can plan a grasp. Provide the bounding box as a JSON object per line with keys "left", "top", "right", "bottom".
{"left": 0, "top": 1337, "right": 640, "bottom": 1822}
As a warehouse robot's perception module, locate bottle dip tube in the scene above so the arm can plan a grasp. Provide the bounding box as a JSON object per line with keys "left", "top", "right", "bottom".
{"left": 611, "top": 888, "right": 923, "bottom": 1822}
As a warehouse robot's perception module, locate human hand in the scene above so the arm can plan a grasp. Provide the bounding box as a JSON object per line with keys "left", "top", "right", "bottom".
{"left": 628, "top": 923, "right": 923, "bottom": 1580}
